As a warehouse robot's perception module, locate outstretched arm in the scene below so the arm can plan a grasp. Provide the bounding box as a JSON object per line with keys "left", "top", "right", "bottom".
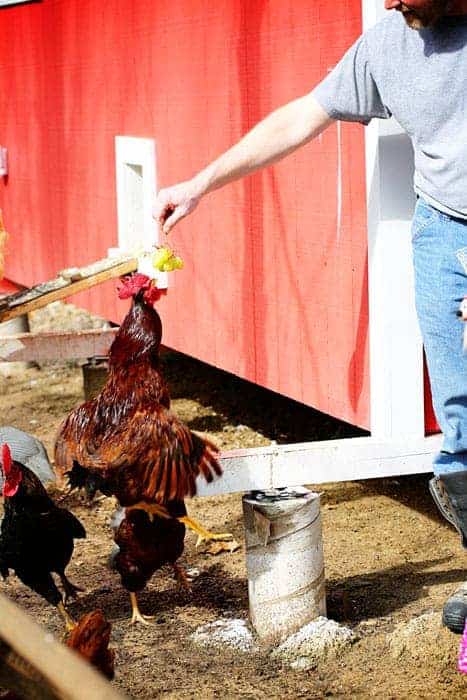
{"left": 153, "top": 93, "right": 333, "bottom": 234}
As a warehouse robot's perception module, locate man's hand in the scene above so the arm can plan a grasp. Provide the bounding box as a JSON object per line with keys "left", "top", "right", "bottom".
{"left": 153, "top": 180, "right": 201, "bottom": 235}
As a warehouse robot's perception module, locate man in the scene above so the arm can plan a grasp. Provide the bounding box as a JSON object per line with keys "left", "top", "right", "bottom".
{"left": 153, "top": 1, "right": 467, "bottom": 632}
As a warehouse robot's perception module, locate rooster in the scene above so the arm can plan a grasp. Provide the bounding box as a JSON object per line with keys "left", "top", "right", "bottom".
{"left": 0, "top": 444, "right": 86, "bottom": 630}
{"left": 55, "top": 273, "right": 236, "bottom": 624}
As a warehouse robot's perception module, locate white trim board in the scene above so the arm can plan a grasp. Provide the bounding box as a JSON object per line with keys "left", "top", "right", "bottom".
{"left": 362, "top": 1, "right": 423, "bottom": 441}
{"left": 114, "top": 136, "right": 168, "bottom": 286}
{"left": 115, "top": 136, "right": 156, "bottom": 250}
{"left": 196, "top": 434, "right": 441, "bottom": 496}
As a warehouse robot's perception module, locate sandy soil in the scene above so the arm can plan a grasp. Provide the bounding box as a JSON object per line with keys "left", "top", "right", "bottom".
{"left": 0, "top": 303, "right": 466, "bottom": 698}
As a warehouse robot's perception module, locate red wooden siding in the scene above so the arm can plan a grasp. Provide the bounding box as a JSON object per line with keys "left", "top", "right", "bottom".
{"left": 0, "top": 0, "right": 372, "bottom": 429}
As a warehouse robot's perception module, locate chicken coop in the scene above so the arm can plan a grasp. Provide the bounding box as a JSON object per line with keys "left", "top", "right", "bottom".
{"left": 0, "top": 0, "right": 441, "bottom": 490}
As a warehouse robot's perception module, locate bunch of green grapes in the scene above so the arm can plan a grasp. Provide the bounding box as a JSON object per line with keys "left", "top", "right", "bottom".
{"left": 152, "top": 245, "right": 184, "bottom": 272}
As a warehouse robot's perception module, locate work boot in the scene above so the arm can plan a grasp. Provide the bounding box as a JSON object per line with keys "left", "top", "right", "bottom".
{"left": 442, "top": 581, "right": 467, "bottom": 634}
{"left": 429, "top": 476, "right": 457, "bottom": 529}
{"left": 429, "top": 471, "right": 467, "bottom": 633}
{"left": 429, "top": 471, "right": 467, "bottom": 548}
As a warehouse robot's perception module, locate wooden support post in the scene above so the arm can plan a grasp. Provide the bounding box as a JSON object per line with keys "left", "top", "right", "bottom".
{"left": 0, "top": 311, "right": 29, "bottom": 336}
{"left": 0, "top": 309, "right": 34, "bottom": 372}
{"left": 242, "top": 487, "right": 326, "bottom": 645}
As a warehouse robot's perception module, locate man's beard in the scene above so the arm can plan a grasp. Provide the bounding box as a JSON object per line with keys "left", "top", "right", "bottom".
{"left": 399, "top": 1, "right": 451, "bottom": 29}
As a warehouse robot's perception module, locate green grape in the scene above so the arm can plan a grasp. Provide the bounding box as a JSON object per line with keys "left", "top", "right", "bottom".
{"left": 152, "top": 246, "right": 173, "bottom": 270}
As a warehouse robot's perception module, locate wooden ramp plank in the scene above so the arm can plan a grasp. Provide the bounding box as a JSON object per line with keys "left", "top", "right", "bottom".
{"left": 0, "top": 256, "right": 137, "bottom": 324}
{"left": 0, "top": 593, "right": 126, "bottom": 699}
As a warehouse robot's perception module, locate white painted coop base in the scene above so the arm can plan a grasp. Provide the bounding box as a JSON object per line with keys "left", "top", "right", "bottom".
{"left": 198, "top": 434, "right": 440, "bottom": 495}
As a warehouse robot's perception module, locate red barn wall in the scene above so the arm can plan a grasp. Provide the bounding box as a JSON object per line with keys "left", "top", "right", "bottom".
{"left": 0, "top": 0, "right": 370, "bottom": 429}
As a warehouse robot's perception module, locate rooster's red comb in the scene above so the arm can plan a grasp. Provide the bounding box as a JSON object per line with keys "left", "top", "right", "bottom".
{"left": 117, "top": 273, "right": 151, "bottom": 300}
{"left": 1, "top": 443, "right": 12, "bottom": 473}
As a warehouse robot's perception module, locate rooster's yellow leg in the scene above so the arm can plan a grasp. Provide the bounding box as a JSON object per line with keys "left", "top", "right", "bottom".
{"left": 129, "top": 592, "right": 155, "bottom": 625}
{"left": 57, "top": 601, "right": 76, "bottom": 632}
{"left": 177, "top": 516, "right": 240, "bottom": 552}
{"left": 127, "top": 502, "right": 170, "bottom": 522}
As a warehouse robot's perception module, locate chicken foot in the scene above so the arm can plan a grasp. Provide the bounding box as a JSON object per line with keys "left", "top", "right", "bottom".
{"left": 60, "top": 574, "right": 84, "bottom": 603}
{"left": 129, "top": 592, "right": 155, "bottom": 625}
{"left": 177, "top": 516, "right": 239, "bottom": 553}
{"left": 172, "top": 563, "right": 192, "bottom": 592}
{"left": 127, "top": 502, "right": 170, "bottom": 522}
{"left": 57, "top": 601, "right": 76, "bottom": 632}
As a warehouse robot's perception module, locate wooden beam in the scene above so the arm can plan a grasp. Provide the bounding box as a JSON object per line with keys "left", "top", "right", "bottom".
{"left": 0, "top": 593, "right": 125, "bottom": 699}
{"left": 0, "top": 256, "right": 137, "bottom": 323}
{"left": 196, "top": 434, "right": 441, "bottom": 496}
{"left": 0, "top": 328, "right": 118, "bottom": 362}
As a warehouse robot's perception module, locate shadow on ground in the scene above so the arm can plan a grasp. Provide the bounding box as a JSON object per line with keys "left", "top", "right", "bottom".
{"left": 327, "top": 557, "right": 466, "bottom": 624}
{"left": 69, "top": 562, "right": 248, "bottom": 628}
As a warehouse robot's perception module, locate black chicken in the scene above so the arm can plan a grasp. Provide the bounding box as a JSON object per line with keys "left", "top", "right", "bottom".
{"left": 0, "top": 443, "right": 86, "bottom": 630}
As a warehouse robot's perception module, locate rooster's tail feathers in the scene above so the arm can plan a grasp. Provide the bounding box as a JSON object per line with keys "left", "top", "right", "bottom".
{"left": 191, "top": 433, "right": 222, "bottom": 486}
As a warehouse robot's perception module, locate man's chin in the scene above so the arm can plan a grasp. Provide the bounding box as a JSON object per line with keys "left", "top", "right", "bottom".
{"left": 403, "top": 13, "right": 426, "bottom": 29}
{"left": 403, "top": 14, "right": 441, "bottom": 29}
{"left": 400, "top": 2, "right": 448, "bottom": 29}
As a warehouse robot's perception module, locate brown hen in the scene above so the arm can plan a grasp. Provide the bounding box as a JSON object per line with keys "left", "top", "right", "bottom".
{"left": 113, "top": 502, "right": 190, "bottom": 625}
{"left": 66, "top": 609, "right": 115, "bottom": 679}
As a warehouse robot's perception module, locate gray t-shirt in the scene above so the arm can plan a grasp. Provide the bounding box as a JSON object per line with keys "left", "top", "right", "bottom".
{"left": 312, "top": 13, "right": 467, "bottom": 219}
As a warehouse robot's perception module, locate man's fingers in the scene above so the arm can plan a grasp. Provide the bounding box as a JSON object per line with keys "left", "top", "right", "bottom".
{"left": 159, "top": 204, "right": 175, "bottom": 227}
{"left": 153, "top": 200, "right": 171, "bottom": 226}
{"left": 154, "top": 200, "right": 182, "bottom": 234}
{"left": 162, "top": 206, "right": 187, "bottom": 235}
{"left": 154, "top": 182, "right": 201, "bottom": 235}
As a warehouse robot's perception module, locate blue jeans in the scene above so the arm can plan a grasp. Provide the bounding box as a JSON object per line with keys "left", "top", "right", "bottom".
{"left": 412, "top": 198, "right": 467, "bottom": 475}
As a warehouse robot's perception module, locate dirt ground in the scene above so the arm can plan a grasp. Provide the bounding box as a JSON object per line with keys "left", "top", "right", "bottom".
{"left": 1, "top": 303, "right": 466, "bottom": 698}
